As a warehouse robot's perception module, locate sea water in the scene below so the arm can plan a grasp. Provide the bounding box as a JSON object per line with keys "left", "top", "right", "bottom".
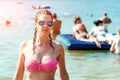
{"left": 0, "top": 0, "right": 120, "bottom": 80}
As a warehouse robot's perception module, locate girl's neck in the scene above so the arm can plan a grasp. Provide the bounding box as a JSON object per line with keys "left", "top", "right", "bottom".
{"left": 36, "top": 33, "right": 50, "bottom": 46}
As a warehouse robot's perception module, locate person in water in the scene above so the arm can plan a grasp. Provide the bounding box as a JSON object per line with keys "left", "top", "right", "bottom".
{"left": 72, "top": 16, "right": 101, "bottom": 48}
{"left": 110, "top": 28, "right": 120, "bottom": 61}
{"left": 72, "top": 16, "right": 83, "bottom": 35}
{"left": 73, "top": 23, "right": 101, "bottom": 48}
{"left": 51, "top": 13, "right": 62, "bottom": 40}
{"left": 99, "top": 12, "right": 112, "bottom": 24}
{"left": 5, "top": 20, "right": 11, "bottom": 26}
{"left": 89, "top": 20, "right": 114, "bottom": 44}
{"left": 13, "top": 10, "right": 69, "bottom": 80}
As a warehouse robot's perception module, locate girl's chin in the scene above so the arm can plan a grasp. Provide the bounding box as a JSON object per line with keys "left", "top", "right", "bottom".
{"left": 41, "top": 32, "right": 49, "bottom": 35}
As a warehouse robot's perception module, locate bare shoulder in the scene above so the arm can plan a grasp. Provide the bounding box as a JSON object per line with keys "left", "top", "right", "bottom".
{"left": 19, "top": 39, "right": 32, "bottom": 50}
{"left": 53, "top": 41, "right": 64, "bottom": 51}
{"left": 53, "top": 41, "right": 65, "bottom": 61}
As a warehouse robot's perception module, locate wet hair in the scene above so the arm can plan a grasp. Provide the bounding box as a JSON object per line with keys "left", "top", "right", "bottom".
{"left": 33, "top": 10, "right": 55, "bottom": 54}
{"left": 94, "top": 20, "right": 103, "bottom": 26}
{"left": 73, "top": 16, "right": 82, "bottom": 24}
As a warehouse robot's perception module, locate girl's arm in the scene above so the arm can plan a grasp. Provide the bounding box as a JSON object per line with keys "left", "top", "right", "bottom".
{"left": 57, "top": 44, "right": 69, "bottom": 80}
{"left": 13, "top": 41, "right": 26, "bottom": 80}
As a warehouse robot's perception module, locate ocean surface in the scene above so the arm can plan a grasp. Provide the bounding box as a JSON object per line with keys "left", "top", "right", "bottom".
{"left": 0, "top": 0, "right": 120, "bottom": 80}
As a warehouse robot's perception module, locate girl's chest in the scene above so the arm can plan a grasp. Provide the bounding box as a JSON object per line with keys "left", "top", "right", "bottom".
{"left": 24, "top": 45, "right": 58, "bottom": 63}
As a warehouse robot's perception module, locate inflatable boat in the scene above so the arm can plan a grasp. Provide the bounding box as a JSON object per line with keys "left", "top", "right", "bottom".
{"left": 56, "top": 34, "right": 111, "bottom": 50}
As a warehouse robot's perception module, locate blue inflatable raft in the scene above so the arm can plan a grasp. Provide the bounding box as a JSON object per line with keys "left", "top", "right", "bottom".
{"left": 56, "top": 34, "right": 111, "bottom": 50}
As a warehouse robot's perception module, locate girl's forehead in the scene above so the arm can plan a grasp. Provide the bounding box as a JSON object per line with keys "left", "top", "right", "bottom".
{"left": 37, "top": 15, "right": 52, "bottom": 20}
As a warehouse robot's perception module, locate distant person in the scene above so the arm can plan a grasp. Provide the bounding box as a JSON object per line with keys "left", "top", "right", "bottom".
{"left": 72, "top": 16, "right": 101, "bottom": 48}
{"left": 110, "top": 28, "right": 120, "bottom": 61}
{"left": 5, "top": 20, "right": 11, "bottom": 27}
{"left": 72, "top": 16, "right": 88, "bottom": 39}
{"left": 89, "top": 20, "right": 114, "bottom": 44}
{"left": 110, "top": 28, "right": 120, "bottom": 53}
{"left": 89, "top": 20, "right": 108, "bottom": 37}
{"left": 51, "top": 13, "right": 62, "bottom": 40}
{"left": 73, "top": 23, "right": 101, "bottom": 48}
{"left": 72, "top": 16, "right": 83, "bottom": 34}
{"left": 100, "top": 12, "right": 112, "bottom": 24}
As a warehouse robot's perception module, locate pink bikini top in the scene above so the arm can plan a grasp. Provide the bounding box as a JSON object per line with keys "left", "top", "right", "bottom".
{"left": 25, "top": 59, "right": 57, "bottom": 73}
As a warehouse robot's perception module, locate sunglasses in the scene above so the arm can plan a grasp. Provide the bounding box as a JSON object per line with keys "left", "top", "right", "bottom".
{"left": 38, "top": 20, "right": 53, "bottom": 27}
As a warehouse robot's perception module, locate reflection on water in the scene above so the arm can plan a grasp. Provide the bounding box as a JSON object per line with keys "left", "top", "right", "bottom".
{"left": 64, "top": 50, "right": 120, "bottom": 80}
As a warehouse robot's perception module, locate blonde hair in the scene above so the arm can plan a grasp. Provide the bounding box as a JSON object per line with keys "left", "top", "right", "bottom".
{"left": 35, "top": 10, "right": 53, "bottom": 22}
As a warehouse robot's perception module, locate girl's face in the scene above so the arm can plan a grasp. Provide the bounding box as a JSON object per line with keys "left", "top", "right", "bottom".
{"left": 36, "top": 14, "right": 53, "bottom": 35}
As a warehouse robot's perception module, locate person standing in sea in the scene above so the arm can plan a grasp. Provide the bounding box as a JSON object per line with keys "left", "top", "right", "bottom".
{"left": 51, "top": 13, "right": 62, "bottom": 40}
{"left": 13, "top": 10, "right": 69, "bottom": 80}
